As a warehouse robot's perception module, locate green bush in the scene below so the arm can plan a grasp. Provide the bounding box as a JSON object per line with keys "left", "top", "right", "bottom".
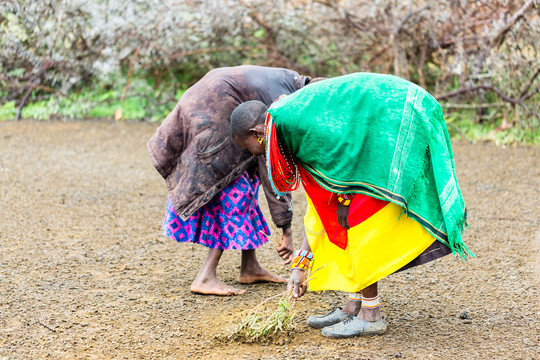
{"left": 0, "top": 74, "right": 185, "bottom": 122}
{"left": 1, "top": 0, "right": 538, "bottom": 143}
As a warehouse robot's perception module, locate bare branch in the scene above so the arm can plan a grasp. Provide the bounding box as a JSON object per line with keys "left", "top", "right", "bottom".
{"left": 491, "top": 0, "right": 536, "bottom": 48}
{"left": 522, "top": 85, "right": 540, "bottom": 102}
{"left": 167, "top": 46, "right": 264, "bottom": 61}
{"left": 440, "top": 102, "right": 505, "bottom": 109}
{"left": 15, "top": 62, "right": 53, "bottom": 122}
{"left": 394, "top": 5, "right": 430, "bottom": 34}
{"left": 519, "top": 68, "right": 540, "bottom": 99}
{"left": 436, "top": 84, "right": 539, "bottom": 119}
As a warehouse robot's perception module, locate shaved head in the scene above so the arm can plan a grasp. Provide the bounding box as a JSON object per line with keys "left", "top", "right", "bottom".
{"left": 230, "top": 100, "right": 268, "bottom": 140}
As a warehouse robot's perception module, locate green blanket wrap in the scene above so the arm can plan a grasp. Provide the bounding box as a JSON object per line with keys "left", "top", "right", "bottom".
{"left": 267, "top": 73, "right": 473, "bottom": 258}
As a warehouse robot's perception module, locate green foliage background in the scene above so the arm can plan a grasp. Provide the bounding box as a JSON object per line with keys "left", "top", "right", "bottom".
{"left": 1, "top": 0, "right": 538, "bottom": 144}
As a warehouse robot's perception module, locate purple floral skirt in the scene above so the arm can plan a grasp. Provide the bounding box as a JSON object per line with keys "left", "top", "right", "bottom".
{"left": 163, "top": 171, "right": 270, "bottom": 250}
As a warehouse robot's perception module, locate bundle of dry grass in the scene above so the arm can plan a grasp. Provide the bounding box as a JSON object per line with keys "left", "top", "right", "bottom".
{"left": 229, "top": 264, "right": 322, "bottom": 343}
{"left": 231, "top": 290, "right": 296, "bottom": 342}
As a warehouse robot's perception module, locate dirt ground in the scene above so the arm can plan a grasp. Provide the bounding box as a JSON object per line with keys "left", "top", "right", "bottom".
{"left": 0, "top": 120, "right": 538, "bottom": 359}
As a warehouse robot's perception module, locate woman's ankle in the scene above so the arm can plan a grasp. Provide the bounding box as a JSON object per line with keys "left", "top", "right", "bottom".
{"left": 357, "top": 307, "right": 383, "bottom": 322}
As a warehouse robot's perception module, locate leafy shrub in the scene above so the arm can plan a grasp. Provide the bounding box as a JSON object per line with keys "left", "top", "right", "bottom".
{"left": 1, "top": 0, "right": 538, "bottom": 141}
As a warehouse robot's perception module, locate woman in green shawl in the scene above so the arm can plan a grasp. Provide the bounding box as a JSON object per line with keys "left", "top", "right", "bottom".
{"left": 230, "top": 73, "right": 473, "bottom": 338}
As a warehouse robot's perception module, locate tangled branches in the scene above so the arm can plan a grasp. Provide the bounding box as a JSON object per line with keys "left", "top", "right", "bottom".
{"left": 1, "top": 0, "right": 538, "bottom": 129}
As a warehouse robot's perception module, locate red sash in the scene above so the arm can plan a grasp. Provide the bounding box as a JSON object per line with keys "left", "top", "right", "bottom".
{"left": 298, "top": 166, "right": 388, "bottom": 249}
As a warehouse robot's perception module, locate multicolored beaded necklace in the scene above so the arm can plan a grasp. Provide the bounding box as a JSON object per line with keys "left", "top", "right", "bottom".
{"left": 264, "top": 111, "right": 301, "bottom": 197}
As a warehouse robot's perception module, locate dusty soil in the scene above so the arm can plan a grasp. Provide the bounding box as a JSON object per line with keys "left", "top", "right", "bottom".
{"left": 0, "top": 120, "right": 538, "bottom": 360}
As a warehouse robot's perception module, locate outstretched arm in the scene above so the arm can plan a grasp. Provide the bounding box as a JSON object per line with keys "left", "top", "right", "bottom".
{"left": 287, "top": 233, "right": 311, "bottom": 299}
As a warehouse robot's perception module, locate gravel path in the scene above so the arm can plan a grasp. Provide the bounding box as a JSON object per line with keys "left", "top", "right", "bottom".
{"left": 0, "top": 121, "right": 538, "bottom": 359}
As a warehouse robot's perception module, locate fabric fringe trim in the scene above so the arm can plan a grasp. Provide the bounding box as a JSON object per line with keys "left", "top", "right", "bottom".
{"left": 448, "top": 214, "right": 475, "bottom": 260}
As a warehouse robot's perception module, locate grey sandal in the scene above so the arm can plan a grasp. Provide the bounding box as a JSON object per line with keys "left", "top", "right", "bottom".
{"left": 306, "top": 308, "right": 352, "bottom": 329}
{"left": 321, "top": 316, "right": 387, "bottom": 338}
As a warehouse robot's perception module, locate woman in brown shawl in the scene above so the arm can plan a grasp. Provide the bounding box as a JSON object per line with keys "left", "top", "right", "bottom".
{"left": 147, "top": 65, "right": 311, "bottom": 295}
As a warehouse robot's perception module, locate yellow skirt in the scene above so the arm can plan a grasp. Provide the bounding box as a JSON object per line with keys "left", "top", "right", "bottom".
{"left": 305, "top": 195, "right": 436, "bottom": 293}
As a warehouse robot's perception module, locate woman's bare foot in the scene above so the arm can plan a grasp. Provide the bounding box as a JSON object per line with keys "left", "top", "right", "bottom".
{"left": 238, "top": 249, "right": 287, "bottom": 284}
{"left": 189, "top": 248, "right": 245, "bottom": 295}
{"left": 237, "top": 267, "right": 287, "bottom": 284}
{"left": 190, "top": 277, "right": 245, "bottom": 296}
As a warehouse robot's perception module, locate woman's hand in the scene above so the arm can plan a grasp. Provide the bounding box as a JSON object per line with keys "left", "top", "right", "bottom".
{"left": 336, "top": 202, "right": 350, "bottom": 229}
{"left": 276, "top": 226, "right": 293, "bottom": 264}
{"left": 288, "top": 268, "right": 307, "bottom": 299}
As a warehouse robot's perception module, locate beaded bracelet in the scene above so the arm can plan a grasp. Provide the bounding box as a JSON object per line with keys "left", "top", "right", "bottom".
{"left": 291, "top": 249, "right": 314, "bottom": 271}
{"left": 337, "top": 194, "right": 352, "bottom": 206}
